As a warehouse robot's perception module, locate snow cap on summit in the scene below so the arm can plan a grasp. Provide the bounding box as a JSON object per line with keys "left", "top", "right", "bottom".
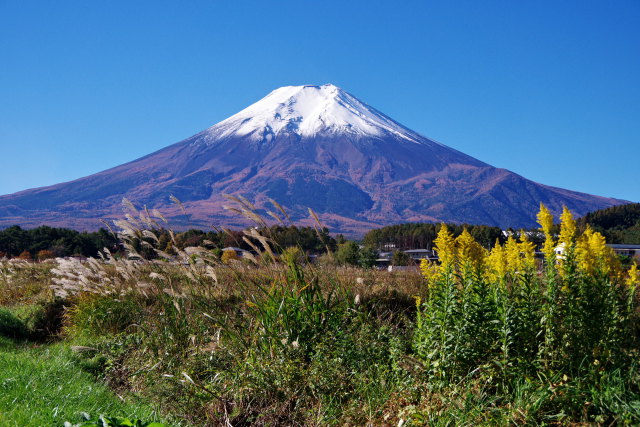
{"left": 205, "top": 83, "right": 424, "bottom": 143}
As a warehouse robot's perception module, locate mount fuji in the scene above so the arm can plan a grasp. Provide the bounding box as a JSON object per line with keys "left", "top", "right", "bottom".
{"left": 0, "top": 84, "right": 626, "bottom": 234}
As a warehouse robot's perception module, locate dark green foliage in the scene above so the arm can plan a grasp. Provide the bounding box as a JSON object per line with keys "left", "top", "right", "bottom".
{"left": 267, "top": 225, "right": 336, "bottom": 253}
{"left": 335, "top": 241, "right": 360, "bottom": 266}
{"left": 580, "top": 202, "right": 640, "bottom": 231}
{"left": 363, "top": 222, "right": 504, "bottom": 250}
{"left": 578, "top": 202, "right": 640, "bottom": 243}
{"left": 18, "top": 299, "right": 66, "bottom": 340}
{"left": 391, "top": 250, "right": 411, "bottom": 266}
{"left": 146, "top": 225, "right": 335, "bottom": 256}
{"left": 358, "top": 246, "right": 378, "bottom": 268}
{"left": 0, "top": 300, "right": 66, "bottom": 342}
{"left": 0, "top": 225, "right": 118, "bottom": 258}
{"left": 0, "top": 308, "right": 29, "bottom": 340}
{"left": 0, "top": 222, "right": 334, "bottom": 262}
{"left": 66, "top": 295, "right": 144, "bottom": 337}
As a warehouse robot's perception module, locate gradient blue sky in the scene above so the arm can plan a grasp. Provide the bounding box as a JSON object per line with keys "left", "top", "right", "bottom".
{"left": 1, "top": 1, "right": 639, "bottom": 202}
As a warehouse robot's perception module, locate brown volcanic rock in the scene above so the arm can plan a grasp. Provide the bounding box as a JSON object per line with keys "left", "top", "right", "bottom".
{"left": 0, "top": 84, "right": 626, "bottom": 234}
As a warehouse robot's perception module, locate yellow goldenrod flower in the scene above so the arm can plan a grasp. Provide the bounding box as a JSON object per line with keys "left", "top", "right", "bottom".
{"left": 626, "top": 262, "right": 639, "bottom": 288}
{"left": 485, "top": 239, "right": 507, "bottom": 282}
{"left": 505, "top": 236, "right": 521, "bottom": 273}
{"left": 456, "top": 228, "right": 486, "bottom": 272}
{"left": 519, "top": 232, "right": 537, "bottom": 271}
{"left": 559, "top": 206, "right": 577, "bottom": 248}
{"left": 537, "top": 203, "right": 556, "bottom": 262}
{"left": 420, "top": 258, "right": 439, "bottom": 285}
{"left": 576, "top": 226, "right": 620, "bottom": 276}
{"left": 588, "top": 229, "right": 609, "bottom": 272}
{"left": 413, "top": 295, "right": 422, "bottom": 309}
{"left": 576, "top": 226, "right": 596, "bottom": 274}
{"left": 434, "top": 224, "right": 456, "bottom": 271}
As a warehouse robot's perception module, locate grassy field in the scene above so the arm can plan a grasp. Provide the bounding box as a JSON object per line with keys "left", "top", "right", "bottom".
{"left": 0, "top": 336, "right": 165, "bottom": 426}
{"left": 1, "top": 204, "right": 640, "bottom": 425}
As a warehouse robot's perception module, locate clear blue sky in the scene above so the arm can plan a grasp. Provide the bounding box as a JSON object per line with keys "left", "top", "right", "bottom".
{"left": 1, "top": 0, "right": 638, "bottom": 202}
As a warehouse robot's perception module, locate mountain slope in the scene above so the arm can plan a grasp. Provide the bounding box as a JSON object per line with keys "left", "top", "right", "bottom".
{"left": 0, "top": 84, "right": 627, "bottom": 234}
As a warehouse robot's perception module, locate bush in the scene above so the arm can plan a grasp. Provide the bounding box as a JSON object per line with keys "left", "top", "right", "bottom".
{"left": 391, "top": 250, "right": 410, "bottom": 266}
{"left": 24, "top": 299, "right": 66, "bottom": 340}
{"left": 335, "top": 241, "right": 360, "bottom": 266}
{"left": 359, "top": 246, "right": 378, "bottom": 269}
{"left": 0, "top": 308, "right": 29, "bottom": 340}
{"left": 65, "top": 294, "right": 144, "bottom": 337}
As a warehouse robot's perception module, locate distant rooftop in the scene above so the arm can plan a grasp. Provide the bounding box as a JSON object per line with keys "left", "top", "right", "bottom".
{"left": 607, "top": 244, "right": 640, "bottom": 249}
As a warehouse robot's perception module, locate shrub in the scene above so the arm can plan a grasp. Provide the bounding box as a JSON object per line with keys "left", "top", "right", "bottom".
{"left": 21, "top": 299, "right": 67, "bottom": 340}
{"left": 0, "top": 308, "right": 29, "bottom": 340}
{"left": 358, "top": 246, "right": 378, "bottom": 268}
{"left": 335, "top": 241, "right": 360, "bottom": 266}
{"left": 391, "top": 250, "right": 411, "bottom": 266}
{"left": 65, "top": 294, "right": 144, "bottom": 337}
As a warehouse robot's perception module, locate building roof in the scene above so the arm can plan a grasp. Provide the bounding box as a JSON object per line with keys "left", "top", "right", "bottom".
{"left": 607, "top": 244, "right": 640, "bottom": 250}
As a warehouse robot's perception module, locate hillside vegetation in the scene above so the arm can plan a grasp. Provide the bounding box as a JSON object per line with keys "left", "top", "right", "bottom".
{"left": 0, "top": 225, "right": 117, "bottom": 259}
{"left": 363, "top": 222, "right": 506, "bottom": 249}
{"left": 579, "top": 203, "right": 640, "bottom": 244}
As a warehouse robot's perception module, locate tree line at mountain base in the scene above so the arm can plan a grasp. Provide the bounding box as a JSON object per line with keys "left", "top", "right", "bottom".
{"left": 2, "top": 202, "right": 639, "bottom": 262}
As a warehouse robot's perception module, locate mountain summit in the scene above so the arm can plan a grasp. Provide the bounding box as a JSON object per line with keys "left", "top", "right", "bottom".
{"left": 0, "top": 84, "right": 626, "bottom": 234}
{"left": 207, "top": 84, "right": 428, "bottom": 142}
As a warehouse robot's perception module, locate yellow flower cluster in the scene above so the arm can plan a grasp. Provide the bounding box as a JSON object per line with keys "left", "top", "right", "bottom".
{"left": 485, "top": 234, "right": 536, "bottom": 282}
{"left": 419, "top": 258, "right": 440, "bottom": 285}
{"left": 485, "top": 239, "right": 507, "bottom": 281}
{"left": 420, "top": 204, "right": 631, "bottom": 287}
{"left": 433, "top": 224, "right": 457, "bottom": 270}
{"left": 627, "top": 262, "right": 639, "bottom": 288}
{"left": 538, "top": 204, "right": 622, "bottom": 278}
{"left": 420, "top": 224, "right": 537, "bottom": 284}
{"left": 456, "top": 228, "right": 486, "bottom": 272}
{"left": 537, "top": 203, "right": 555, "bottom": 262}
{"left": 420, "top": 225, "right": 485, "bottom": 283}
{"left": 559, "top": 206, "right": 577, "bottom": 248}
{"left": 576, "top": 226, "right": 619, "bottom": 275}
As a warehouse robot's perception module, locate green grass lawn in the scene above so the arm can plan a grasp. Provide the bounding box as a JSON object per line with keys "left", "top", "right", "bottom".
{"left": 0, "top": 336, "right": 165, "bottom": 426}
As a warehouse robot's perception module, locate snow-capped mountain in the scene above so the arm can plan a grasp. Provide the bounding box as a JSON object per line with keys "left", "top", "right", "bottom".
{"left": 0, "top": 84, "right": 627, "bottom": 234}
{"left": 206, "top": 84, "right": 427, "bottom": 143}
